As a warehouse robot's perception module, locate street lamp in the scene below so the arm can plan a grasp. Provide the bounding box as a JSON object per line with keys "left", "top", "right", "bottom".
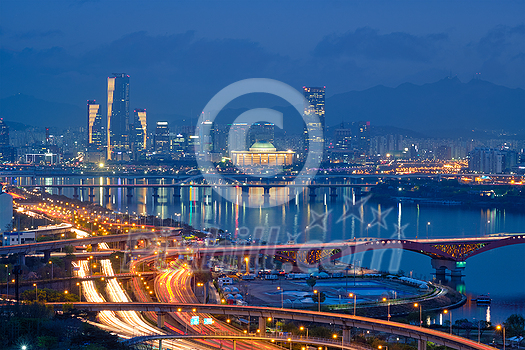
{"left": 414, "top": 303, "right": 422, "bottom": 327}
{"left": 300, "top": 326, "right": 309, "bottom": 338}
{"left": 49, "top": 260, "right": 53, "bottom": 279}
{"left": 333, "top": 333, "right": 343, "bottom": 349}
{"left": 383, "top": 297, "right": 391, "bottom": 321}
{"left": 496, "top": 325, "right": 506, "bottom": 350}
{"left": 443, "top": 309, "right": 452, "bottom": 334}
{"left": 77, "top": 282, "right": 82, "bottom": 302}
{"left": 378, "top": 345, "right": 388, "bottom": 350}
{"left": 33, "top": 283, "right": 37, "bottom": 301}
{"left": 5, "top": 265, "right": 9, "bottom": 298}
{"left": 197, "top": 282, "right": 206, "bottom": 304}
{"left": 277, "top": 286, "right": 284, "bottom": 308}
{"left": 349, "top": 293, "right": 357, "bottom": 316}
{"left": 314, "top": 289, "right": 321, "bottom": 312}
{"left": 353, "top": 260, "right": 360, "bottom": 287}
{"left": 244, "top": 256, "right": 249, "bottom": 275}
{"left": 426, "top": 222, "right": 431, "bottom": 239}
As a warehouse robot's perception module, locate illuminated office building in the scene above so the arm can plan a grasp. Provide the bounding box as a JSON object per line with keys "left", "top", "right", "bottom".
{"left": 107, "top": 73, "right": 130, "bottom": 160}
{"left": 155, "top": 121, "right": 170, "bottom": 154}
{"left": 303, "top": 86, "right": 325, "bottom": 156}
{"left": 357, "top": 121, "right": 370, "bottom": 156}
{"left": 132, "top": 108, "right": 147, "bottom": 154}
{"left": 87, "top": 100, "right": 105, "bottom": 148}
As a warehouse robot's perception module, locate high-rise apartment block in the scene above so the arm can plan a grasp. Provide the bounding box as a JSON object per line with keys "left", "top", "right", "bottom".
{"left": 154, "top": 121, "right": 170, "bottom": 154}
{"left": 303, "top": 87, "right": 325, "bottom": 154}
{"left": 107, "top": 73, "right": 130, "bottom": 160}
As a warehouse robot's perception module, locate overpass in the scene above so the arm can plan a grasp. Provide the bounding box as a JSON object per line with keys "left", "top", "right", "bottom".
{"left": 124, "top": 333, "right": 363, "bottom": 350}
{"left": 0, "top": 230, "right": 178, "bottom": 263}
{"left": 175, "top": 233, "right": 525, "bottom": 275}
{"left": 49, "top": 302, "right": 497, "bottom": 350}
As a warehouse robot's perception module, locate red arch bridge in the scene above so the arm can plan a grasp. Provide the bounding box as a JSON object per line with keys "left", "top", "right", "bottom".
{"left": 176, "top": 233, "right": 525, "bottom": 276}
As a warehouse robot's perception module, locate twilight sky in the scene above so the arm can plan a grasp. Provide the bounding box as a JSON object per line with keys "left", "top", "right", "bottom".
{"left": 0, "top": 0, "right": 523, "bottom": 122}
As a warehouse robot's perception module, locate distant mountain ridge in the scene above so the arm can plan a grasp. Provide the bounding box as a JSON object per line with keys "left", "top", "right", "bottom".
{"left": 0, "top": 94, "right": 84, "bottom": 128}
{"left": 326, "top": 77, "right": 525, "bottom": 133}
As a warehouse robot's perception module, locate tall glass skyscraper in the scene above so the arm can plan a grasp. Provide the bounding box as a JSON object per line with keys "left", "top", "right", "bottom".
{"left": 303, "top": 86, "right": 325, "bottom": 155}
{"left": 87, "top": 100, "right": 104, "bottom": 148}
{"left": 107, "top": 73, "right": 130, "bottom": 160}
{"left": 132, "top": 108, "right": 147, "bottom": 155}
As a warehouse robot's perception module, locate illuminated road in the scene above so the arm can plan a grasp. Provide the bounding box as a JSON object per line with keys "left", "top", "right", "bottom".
{"left": 50, "top": 302, "right": 498, "bottom": 350}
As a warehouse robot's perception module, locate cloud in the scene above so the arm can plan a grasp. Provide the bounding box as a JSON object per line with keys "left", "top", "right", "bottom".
{"left": 476, "top": 24, "right": 524, "bottom": 59}
{"left": 312, "top": 27, "right": 448, "bottom": 62}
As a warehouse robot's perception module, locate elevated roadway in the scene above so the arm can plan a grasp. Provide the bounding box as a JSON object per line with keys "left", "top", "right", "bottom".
{"left": 0, "top": 230, "right": 176, "bottom": 255}
{"left": 49, "top": 302, "right": 497, "bottom": 350}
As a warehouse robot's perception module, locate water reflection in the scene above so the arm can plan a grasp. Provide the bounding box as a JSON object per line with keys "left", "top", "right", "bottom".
{"left": 15, "top": 175, "right": 525, "bottom": 323}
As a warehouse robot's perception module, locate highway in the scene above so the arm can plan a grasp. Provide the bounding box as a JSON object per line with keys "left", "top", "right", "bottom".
{"left": 50, "top": 301, "right": 498, "bottom": 350}
{"left": 153, "top": 264, "right": 284, "bottom": 350}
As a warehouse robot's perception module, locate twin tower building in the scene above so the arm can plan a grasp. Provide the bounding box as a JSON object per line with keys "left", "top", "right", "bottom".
{"left": 87, "top": 73, "right": 146, "bottom": 162}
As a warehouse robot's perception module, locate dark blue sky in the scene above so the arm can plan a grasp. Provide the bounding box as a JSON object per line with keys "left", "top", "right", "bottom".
{"left": 0, "top": 0, "right": 523, "bottom": 121}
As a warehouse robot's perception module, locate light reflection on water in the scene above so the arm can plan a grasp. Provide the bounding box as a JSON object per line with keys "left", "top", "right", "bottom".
{"left": 22, "top": 176, "right": 525, "bottom": 324}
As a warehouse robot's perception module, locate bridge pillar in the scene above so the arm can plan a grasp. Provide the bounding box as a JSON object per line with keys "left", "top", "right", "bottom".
{"left": 91, "top": 243, "right": 98, "bottom": 252}
{"left": 233, "top": 340, "right": 236, "bottom": 350}
{"left": 431, "top": 258, "right": 454, "bottom": 274}
{"left": 258, "top": 316, "right": 266, "bottom": 336}
{"left": 418, "top": 339, "right": 427, "bottom": 350}
{"left": 152, "top": 187, "right": 159, "bottom": 203}
{"left": 18, "top": 253, "right": 26, "bottom": 266}
{"left": 157, "top": 311, "right": 166, "bottom": 328}
{"left": 73, "top": 187, "right": 79, "bottom": 199}
{"left": 43, "top": 250, "right": 51, "bottom": 262}
{"left": 158, "top": 339, "right": 162, "bottom": 350}
{"left": 330, "top": 187, "right": 338, "bottom": 201}
{"left": 309, "top": 186, "right": 317, "bottom": 202}
{"left": 343, "top": 327, "right": 351, "bottom": 344}
{"left": 451, "top": 266, "right": 465, "bottom": 277}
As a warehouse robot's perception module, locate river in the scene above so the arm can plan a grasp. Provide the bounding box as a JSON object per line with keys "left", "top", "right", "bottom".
{"left": 16, "top": 175, "right": 525, "bottom": 325}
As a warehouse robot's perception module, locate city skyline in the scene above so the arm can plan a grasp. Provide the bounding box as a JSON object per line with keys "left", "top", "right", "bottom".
{"left": 0, "top": 1, "right": 523, "bottom": 131}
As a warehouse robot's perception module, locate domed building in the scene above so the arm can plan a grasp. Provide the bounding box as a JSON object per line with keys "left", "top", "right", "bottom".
{"left": 231, "top": 141, "right": 295, "bottom": 167}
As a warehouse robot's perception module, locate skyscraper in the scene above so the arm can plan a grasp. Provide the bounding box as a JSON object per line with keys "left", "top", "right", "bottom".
{"left": 87, "top": 100, "right": 105, "bottom": 148}
{"left": 0, "top": 118, "right": 15, "bottom": 162}
{"left": 0, "top": 118, "right": 8, "bottom": 146}
{"left": 132, "top": 108, "right": 147, "bottom": 155}
{"left": 357, "top": 121, "right": 370, "bottom": 157}
{"left": 303, "top": 86, "right": 325, "bottom": 155}
{"left": 107, "top": 73, "right": 130, "bottom": 160}
{"left": 154, "top": 121, "right": 170, "bottom": 154}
